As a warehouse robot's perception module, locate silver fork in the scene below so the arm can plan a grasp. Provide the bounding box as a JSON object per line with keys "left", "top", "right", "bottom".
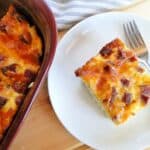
{"left": 123, "top": 20, "right": 150, "bottom": 71}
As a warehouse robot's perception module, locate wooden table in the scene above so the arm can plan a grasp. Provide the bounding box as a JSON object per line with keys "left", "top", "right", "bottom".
{"left": 10, "top": 1, "right": 150, "bottom": 150}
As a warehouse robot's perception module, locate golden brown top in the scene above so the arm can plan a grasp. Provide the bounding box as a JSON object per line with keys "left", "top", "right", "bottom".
{"left": 75, "top": 39, "right": 150, "bottom": 124}
{"left": 0, "top": 5, "right": 42, "bottom": 137}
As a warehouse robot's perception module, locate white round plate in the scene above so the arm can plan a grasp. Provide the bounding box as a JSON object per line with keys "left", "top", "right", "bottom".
{"left": 48, "top": 12, "right": 150, "bottom": 150}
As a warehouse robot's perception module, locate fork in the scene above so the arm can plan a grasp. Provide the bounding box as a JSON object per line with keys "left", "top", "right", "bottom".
{"left": 123, "top": 20, "right": 150, "bottom": 71}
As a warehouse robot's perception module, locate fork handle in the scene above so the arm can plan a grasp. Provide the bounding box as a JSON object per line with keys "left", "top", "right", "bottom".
{"left": 146, "top": 45, "right": 150, "bottom": 66}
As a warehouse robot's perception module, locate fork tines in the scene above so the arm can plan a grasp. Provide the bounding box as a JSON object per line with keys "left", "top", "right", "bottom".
{"left": 123, "top": 20, "right": 146, "bottom": 49}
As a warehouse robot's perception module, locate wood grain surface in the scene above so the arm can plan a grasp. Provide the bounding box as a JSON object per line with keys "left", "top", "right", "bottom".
{"left": 10, "top": 0, "right": 150, "bottom": 150}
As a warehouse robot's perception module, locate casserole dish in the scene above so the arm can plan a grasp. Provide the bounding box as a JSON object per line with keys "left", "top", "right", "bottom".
{"left": 0, "top": 0, "right": 57, "bottom": 149}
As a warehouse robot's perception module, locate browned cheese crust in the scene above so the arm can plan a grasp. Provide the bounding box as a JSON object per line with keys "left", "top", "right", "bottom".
{"left": 0, "top": 5, "right": 42, "bottom": 138}
{"left": 75, "top": 38, "right": 150, "bottom": 124}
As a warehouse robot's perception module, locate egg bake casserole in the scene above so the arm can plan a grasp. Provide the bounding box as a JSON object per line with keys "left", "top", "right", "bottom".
{"left": 0, "top": 5, "right": 42, "bottom": 138}
{"left": 75, "top": 38, "right": 150, "bottom": 124}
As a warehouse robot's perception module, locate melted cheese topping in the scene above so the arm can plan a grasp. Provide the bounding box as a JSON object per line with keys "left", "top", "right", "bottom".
{"left": 0, "top": 6, "right": 42, "bottom": 137}
{"left": 75, "top": 39, "right": 150, "bottom": 124}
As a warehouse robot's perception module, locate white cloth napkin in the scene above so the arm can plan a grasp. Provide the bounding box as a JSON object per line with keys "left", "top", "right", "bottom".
{"left": 44, "top": 0, "right": 140, "bottom": 30}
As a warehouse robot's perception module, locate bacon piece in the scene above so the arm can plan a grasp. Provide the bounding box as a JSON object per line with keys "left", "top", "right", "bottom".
{"left": 24, "top": 69, "right": 36, "bottom": 82}
{"left": 141, "top": 95, "right": 150, "bottom": 104}
{"left": 100, "top": 48, "right": 112, "bottom": 57}
{"left": 129, "top": 56, "right": 137, "bottom": 62}
{"left": 141, "top": 85, "right": 150, "bottom": 98}
{"left": 109, "top": 87, "right": 117, "bottom": 104}
{"left": 12, "top": 81, "right": 27, "bottom": 94}
{"left": 5, "top": 64, "right": 17, "bottom": 72}
{"left": 20, "top": 32, "right": 32, "bottom": 44}
{"left": 101, "top": 38, "right": 124, "bottom": 50}
{"left": 1, "top": 64, "right": 17, "bottom": 76}
{"left": 103, "top": 64, "right": 117, "bottom": 76}
{"left": 0, "top": 24, "right": 7, "bottom": 33}
{"left": 120, "top": 78, "right": 130, "bottom": 87}
{"left": 0, "top": 96, "right": 7, "bottom": 108}
{"left": 103, "top": 87, "right": 117, "bottom": 104}
{"left": 122, "top": 92, "right": 132, "bottom": 105}
{"left": 0, "top": 55, "right": 5, "bottom": 61}
{"left": 140, "top": 85, "right": 150, "bottom": 104}
{"left": 103, "top": 65, "right": 111, "bottom": 72}
{"left": 112, "top": 114, "right": 120, "bottom": 122}
{"left": 75, "top": 68, "right": 82, "bottom": 77}
{"left": 117, "top": 49, "right": 126, "bottom": 59}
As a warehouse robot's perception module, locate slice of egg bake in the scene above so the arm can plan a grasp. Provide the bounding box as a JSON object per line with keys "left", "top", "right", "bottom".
{"left": 75, "top": 39, "right": 150, "bottom": 124}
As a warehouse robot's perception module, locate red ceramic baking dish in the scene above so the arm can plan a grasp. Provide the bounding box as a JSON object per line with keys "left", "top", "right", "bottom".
{"left": 0, "top": 0, "right": 57, "bottom": 149}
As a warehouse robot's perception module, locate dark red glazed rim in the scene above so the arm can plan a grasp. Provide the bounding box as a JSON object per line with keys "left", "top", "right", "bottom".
{"left": 0, "top": 0, "right": 57, "bottom": 149}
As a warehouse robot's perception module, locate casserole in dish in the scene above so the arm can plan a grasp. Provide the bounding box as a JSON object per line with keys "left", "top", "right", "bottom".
{"left": 0, "top": 0, "right": 57, "bottom": 149}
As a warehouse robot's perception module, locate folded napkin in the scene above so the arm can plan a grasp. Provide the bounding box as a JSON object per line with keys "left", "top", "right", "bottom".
{"left": 44, "top": 0, "right": 141, "bottom": 30}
